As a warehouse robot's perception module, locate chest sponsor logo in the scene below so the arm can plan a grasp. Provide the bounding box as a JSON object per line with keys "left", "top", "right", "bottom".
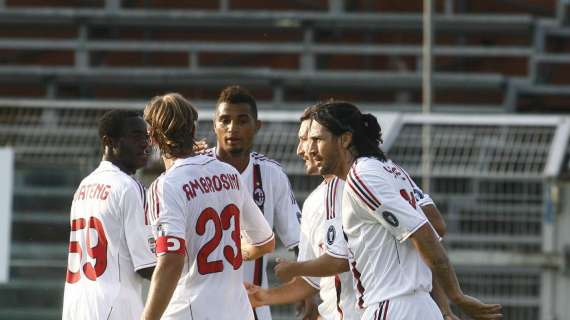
{"left": 327, "top": 225, "right": 336, "bottom": 245}
{"left": 253, "top": 187, "right": 265, "bottom": 207}
{"left": 382, "top": 211, "right": 399, "bottom": 227}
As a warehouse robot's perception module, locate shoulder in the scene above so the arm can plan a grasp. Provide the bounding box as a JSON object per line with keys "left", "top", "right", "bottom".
{"left": 251, "top": 152, "right": 289, "bottom": 180}
{"left": 349, "top": 157, "right": 390, "bottom": 182}
{"left": 251, "top": 152, "right": 283, "bottom": 170}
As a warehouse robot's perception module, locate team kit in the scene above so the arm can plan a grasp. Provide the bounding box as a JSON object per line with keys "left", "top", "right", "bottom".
{"left": 62, "top": 86, "right": 503, "bottom": 320}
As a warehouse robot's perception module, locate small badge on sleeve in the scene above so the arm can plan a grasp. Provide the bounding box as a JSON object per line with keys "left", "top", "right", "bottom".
{"left": 382, "top": 211, "right": 399, "bottom": 227}
{"left": 327, "top": 225, "right": 336, "bottom": 245}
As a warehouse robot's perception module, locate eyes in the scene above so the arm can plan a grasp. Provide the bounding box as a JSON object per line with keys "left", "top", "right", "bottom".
{"left": 216, "top": 115, "right": 252, "bottom": 127}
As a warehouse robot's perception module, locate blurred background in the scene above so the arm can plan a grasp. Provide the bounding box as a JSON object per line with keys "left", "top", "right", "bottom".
{"left": 0, "top": 0, "right": 569, "bottom": 319}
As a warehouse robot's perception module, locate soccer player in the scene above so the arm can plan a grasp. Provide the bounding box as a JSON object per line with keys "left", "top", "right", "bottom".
{"left": 306, "top": 101, "right": 502, "bottom": 320}
{"left": 62, "top": 110, "right": 156, "bottom": 320}
{"left": 247, "top": 107, "right": 362, "bottom": 320}
{"left": 141, "top": 93, "right": 275, "bottom": 320}
{"left": 206, "top": 85, "right": 302, "bottom": 320}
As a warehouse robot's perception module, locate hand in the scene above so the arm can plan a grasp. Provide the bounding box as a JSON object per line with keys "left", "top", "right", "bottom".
{"left": 442, "top": 312, "right": 461, "bottom": 320}
{"left": 193, "top": 139, "right": 209, "bottom": 154}
{"left": 455, "top": 294, "right": 502, "bottom": 320}
{"left": 244, "top": 282, "right": 268, "bottom": 308}
{"left": 274, "top": 258, "right": 297, "bottom": 283}
{"left": 296, "top": 295, "right": 319, "bottom": 320}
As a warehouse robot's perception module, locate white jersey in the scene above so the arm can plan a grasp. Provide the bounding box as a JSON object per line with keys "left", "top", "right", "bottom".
{"left": 146, "top": 155, "right": 274, "bottom": 320}
{"left": 206, "top": 148, "right": 301, "bottom": 320}
{"left": 62, "top": 161, "right": 156, "bottom": 320}
{"left": 298, "top": 180, "right": 362, "bottom": 320}
{"left": 342, "top": 157, "right": 434, "bottom": 309}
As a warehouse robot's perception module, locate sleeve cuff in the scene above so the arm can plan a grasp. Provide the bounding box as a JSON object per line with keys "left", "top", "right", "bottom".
{"left": 398, "top": 219, "right": 428, "bottom": 243}
{"left": 134, "top": 261, "right": 157, "bottom": 272}
{"left": 301, "top": 276, "right": 320, "bottom": 289}
{"left": 324, "top": 249, "right": 349, "bottom": 259}
{"left": 250, "top": 233, "right": 275, "bottom": 246}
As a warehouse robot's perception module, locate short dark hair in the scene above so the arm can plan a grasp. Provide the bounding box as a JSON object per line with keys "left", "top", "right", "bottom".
{"left": 217, "top": 85, "right": 258, "bottom": 120}
{"left": 98, "top": 109, "right": 141, "bottom": 143}
{"left": 312, "top": 101, "right": 386, "bottom": 161}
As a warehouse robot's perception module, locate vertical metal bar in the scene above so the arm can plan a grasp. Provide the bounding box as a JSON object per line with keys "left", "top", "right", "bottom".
{"left": 422, "top": 0, "right": 433, "bottom": 193}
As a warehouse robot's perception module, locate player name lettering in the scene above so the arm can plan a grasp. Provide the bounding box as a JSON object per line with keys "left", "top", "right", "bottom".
{"left": 73, "top": 183, "right": 111, "bottom": 201}
{"left": 182, "top": 173, "right": 240, "bottom": 200}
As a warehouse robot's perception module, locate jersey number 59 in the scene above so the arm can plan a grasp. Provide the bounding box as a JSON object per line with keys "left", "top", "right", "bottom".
{"left": 66, "top": 217, "right": 108, "bottom": 284}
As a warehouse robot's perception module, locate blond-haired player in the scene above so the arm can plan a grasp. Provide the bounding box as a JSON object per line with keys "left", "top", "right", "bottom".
{"left": 141, "top": 93, "right": 275, "bottom": 320}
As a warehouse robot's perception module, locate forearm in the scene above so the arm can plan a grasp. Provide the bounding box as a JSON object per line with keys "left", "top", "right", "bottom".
{"left": 142, "top": 254, "right": 184, "bottom": 320}
{"left": 411, "top": 225, "right": 463, "bottom": 303}
{"left": 242, "top": 237, "right": 275, "bottom": 261}
{"left": 265, "top": 277, "right": 318, "bottom": 306}
{"left": 292, "top": 254, "right": 349, "bottom": 278}
{"left": 430, "top": 276, "right": 453, "bottom": 317}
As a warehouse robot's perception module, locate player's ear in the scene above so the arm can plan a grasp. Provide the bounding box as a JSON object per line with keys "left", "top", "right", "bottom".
{"left": 255, "top": 119, "right": 262, "bottom": 132}
{"left": 340, "top": 132, "right": 353, "bottom": 149}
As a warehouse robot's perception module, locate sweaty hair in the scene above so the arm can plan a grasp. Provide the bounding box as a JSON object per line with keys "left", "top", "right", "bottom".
{"left": 144, "top": 93, "right": 198, "bottom": 159}
{"left": 311, "top": 101, "right": 386, "bottom": 161}
{"left": 299, "top": 104, "right": 318, "bottom": 121}
{"left": 217, "top": 85, "right": 258, "bottom": 120}
{"left": 98, "top": 109, "right": 141, "bottom": 144}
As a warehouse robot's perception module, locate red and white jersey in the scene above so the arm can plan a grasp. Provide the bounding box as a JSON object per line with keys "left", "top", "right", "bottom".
{"left": 146, "top": 155, "right": 274, "bottom": 320}
{"left": 298, "top": 180, "right": 362, "bottom": 320}
{"left": 62, "top": 161, "right": 156, "bottom": 320}
{"left": 321, "top": 177, "right": 363, "bottom": 320}
{"left": 205, "top": 148, "right": 301, "bottom": 320}
{"left": 342, "top": 157, "right": 435, "bottom": 309}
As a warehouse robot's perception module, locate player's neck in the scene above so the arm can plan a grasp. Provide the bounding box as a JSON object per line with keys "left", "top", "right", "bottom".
{"left": 216, "top": 148, "right": 250, "bottom": 173}
{"left": 102, "top": 156, "right": 135, "bottom": 175}
{"left": 162, "top": 150, "right": 195, "bottom": 170}
{"left": 337, "top": 151, "right": 355, "bottom": 180}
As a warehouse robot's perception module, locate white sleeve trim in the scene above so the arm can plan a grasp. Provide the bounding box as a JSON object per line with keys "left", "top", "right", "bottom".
{"left": 398, "top": 219, "right": 428, "bottom": 243}
{"left": 285, "top": 241, "right": 300, "bottom": 250}
{"left": 133, "top": 261, "right": 157, "bottom": 272}
{"left": 324, "top": 249, "right": 349, "bottom": 260}
{"left": 250, "top": 233, "right": 275, "bottom": 246}
{"left": 301, "top": 276, "right": 320, "bottom": 289}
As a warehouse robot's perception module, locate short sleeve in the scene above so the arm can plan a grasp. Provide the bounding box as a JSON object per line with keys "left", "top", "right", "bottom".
{"left": 239, "top": 175, "right": 274, "bottom": 246}
{"left": 121, "top": 180, "right": 156, "bottom": 271}
{"left": 404, "top": 172, "right": 434, "bottom": 207}
{"left": 147, "top": 177, "right": 188, "bottom": 255}
{"left": 346, "top": 164, "right": 427, "bottom": 243}
{"left": 323, "top": 178, "right": 350, "bottom": 259}
{"left": 272, "top": 169, "right": 301, "bottom": 249}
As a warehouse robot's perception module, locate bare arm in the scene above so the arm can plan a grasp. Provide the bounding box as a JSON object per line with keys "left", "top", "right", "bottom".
{"left": 431, "top": 276, "right": 460, "bottom": 320}
{"left": 274, "top": 253, "right": 349, "bottom": 283}
{"left": 242, "top": 236, "right": 276, "bottom": 261}
{"left": 246, "top": 277, "right": 318, "bottom": 307}
{"left": 141, "top": 254, "right": 185, "bottom": 320}
{"left": 421, "top": 204, "right": 447, "bottom": 237}
{"left": 411, "top": 224, "right": 502, "bottom": 320}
